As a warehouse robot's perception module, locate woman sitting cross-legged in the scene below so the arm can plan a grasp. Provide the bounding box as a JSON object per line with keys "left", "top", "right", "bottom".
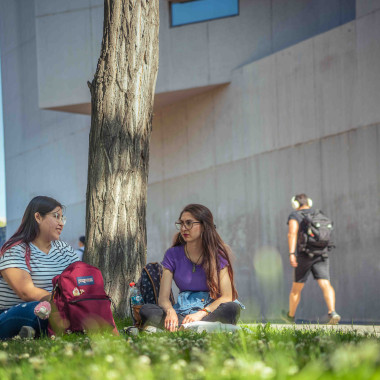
{"left": 140, "top": 204, "right": 243, "bottom": 331}
{"left": 0, "top": 196, "right": 79, "bottom": 339}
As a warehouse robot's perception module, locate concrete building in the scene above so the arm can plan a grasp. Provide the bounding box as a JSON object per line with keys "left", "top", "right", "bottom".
{"left": 0, "top": 0, "right": 379, "bottom": 323}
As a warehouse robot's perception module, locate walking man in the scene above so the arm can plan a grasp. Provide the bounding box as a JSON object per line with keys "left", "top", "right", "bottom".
{"left": 282, "top": 194, "right": 341, "bottom": 325}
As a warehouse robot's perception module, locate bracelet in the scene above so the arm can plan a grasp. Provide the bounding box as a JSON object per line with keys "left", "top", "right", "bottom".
{"left": 289, "top": 252, "right": 295, "bottom": 256}
{"left": 201, "top": 308, "right": 211, "bottom": 315}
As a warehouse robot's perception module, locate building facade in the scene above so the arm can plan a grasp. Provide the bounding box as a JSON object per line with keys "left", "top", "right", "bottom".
{"left": 1, "top": 0, "right": 379, "bottom": 322}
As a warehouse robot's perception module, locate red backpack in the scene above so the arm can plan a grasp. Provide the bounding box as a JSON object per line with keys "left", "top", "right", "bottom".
{"left": 48, "top": 261, "right": 118, "bottom": 336}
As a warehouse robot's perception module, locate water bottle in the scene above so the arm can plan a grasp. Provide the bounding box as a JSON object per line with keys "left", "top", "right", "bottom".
{"left": 129, "top": 282, "right": 144, "bottom": 306}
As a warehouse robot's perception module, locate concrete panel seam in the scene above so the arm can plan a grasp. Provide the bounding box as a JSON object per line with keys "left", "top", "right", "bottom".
{"left": 36, "top": 5, "right": 102, "bottom": 19}
{"left": 4, "top": 125, "right": 90, "bottom": 160}
{"left": 355, "top": 5, "right": 380, "bottom": 21}
{"left": 241, "top": 122, "right": 380, "bottom": 159}
{"left": 233, "top": 19, "right": 357, "bottom": 74}
{"left": 0, "top": 36, "right": 36, "bottom": 57}
{"left": 148, "top": 122, "right": 380, "bottom": 186}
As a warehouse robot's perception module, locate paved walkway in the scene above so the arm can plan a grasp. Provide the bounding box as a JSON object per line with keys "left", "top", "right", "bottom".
{"left": 245, "top": 323, "right": 380, "bottom": 336}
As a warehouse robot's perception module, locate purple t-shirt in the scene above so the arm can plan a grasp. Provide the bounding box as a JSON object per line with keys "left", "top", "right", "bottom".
{"left": 161, "top": 245, "right": 228, "bottom": 292}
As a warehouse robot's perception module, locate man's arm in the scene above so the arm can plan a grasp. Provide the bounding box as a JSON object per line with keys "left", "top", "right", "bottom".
{"left": 288, "top": 219, "right": 299, "bottom": 268}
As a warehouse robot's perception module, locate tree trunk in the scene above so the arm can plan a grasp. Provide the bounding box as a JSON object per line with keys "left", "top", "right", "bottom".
{"left": 85, "top": 0, "right": 159, "bottom": 316}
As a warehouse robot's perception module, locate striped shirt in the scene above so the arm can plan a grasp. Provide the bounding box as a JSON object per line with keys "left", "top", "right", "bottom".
{"left": 0, "top": 240, "right": 79, "bottom": 309}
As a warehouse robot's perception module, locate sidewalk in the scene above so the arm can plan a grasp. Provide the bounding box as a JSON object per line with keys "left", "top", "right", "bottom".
{"left": 245, "top": 323, "right": 380, "bottom": 336}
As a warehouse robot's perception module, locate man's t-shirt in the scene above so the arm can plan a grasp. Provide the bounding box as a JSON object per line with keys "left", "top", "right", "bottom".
{"left": 287, "top": 208, "right": 315, "bottom": 253}
{"left": 287, "top": 208, "right": 315, "bottom": 225}
{"left": 0, "top": 241, "right": 79, "bottom": 309}
{"left": 161, "top": 245, "right": 228, "bottom": 292}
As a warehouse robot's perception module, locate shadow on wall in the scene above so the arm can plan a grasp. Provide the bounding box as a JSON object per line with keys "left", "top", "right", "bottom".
{"left": 218, "top": 211, "right": 286, "bottom": 322}
{"left": 253, "top": 246, "right": 284, "bottom": 320}
{"left": 233, "top": 245, "right": 284, "bottom": 323}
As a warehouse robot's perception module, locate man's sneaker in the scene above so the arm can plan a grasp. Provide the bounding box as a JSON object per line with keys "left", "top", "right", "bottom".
{"left": 18, "top": 326, "right": 36, "bottom": 339}
{"left": 327, "top": 311, "right": 341, "bottom": 325}
{"left": 281, "top": 310, "right": 295, "bottom": 324}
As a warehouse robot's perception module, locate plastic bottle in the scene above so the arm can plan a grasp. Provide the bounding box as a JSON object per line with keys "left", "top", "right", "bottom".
{"left": 129, "top": 282, "right": 144, "bottom": 305}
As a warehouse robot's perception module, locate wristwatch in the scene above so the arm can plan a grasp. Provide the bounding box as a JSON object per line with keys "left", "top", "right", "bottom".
{"left": 289, "top": 252, "right": 295, "bottom": 256}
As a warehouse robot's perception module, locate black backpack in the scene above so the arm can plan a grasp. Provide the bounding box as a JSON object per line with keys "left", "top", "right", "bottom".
{"left": 130, "top": 263, "right": 175, "bottom": 326}
{"left": 297, "top": 210, "right": 335, "bottom": 255}
{"left": 137, "top": 262, "right": 175, "bottom": 305}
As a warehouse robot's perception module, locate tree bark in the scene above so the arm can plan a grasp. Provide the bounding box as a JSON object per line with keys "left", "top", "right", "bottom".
{"left": 85, "top": 0, "right": 159, "bottom": 316}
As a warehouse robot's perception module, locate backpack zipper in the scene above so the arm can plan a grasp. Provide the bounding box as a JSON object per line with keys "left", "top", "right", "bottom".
{"left": 69, "top": 296, "right": 111, "bottom": 304}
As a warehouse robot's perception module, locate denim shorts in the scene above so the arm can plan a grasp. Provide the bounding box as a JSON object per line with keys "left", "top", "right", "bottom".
{"left": 173, "top": 291, "right": 212, "bottom": 315}
{"left": 173, "top": 291, "right": 245, "bottom": 315}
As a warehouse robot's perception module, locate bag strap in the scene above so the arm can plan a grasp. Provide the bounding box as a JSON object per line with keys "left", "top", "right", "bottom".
{"left": 50, "top": 282, "right": 59, "bottom": 303}
{"left": 297, "top": 209, "right": 318, "bottom": 225}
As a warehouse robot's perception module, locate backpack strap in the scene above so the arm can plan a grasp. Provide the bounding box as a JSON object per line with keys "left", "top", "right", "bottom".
{"left": 294, "top": 210, "right": 309, "bottom": 254}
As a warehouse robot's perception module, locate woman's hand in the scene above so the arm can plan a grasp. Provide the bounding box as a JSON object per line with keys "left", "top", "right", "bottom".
{"left": 164, "top": 309, "right": 179, "bottom": 332}
{"left": 34, "top": 301, "right": 51, "bottom": 319}
{"left": 182, "top": 310, "right": 207, "bottom": 325}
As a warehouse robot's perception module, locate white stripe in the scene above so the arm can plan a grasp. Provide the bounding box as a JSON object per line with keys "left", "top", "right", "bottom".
{"left": 0, "top": 241, "right": 78, "bottom": 309}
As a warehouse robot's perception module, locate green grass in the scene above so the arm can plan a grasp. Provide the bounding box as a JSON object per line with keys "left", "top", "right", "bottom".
{"left": 0, "top": 322, "right": 379, "bottom": 379}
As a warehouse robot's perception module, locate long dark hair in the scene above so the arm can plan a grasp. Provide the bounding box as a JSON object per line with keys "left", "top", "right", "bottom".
{"left": 172, "top": 204, "right": 238, "bottom": 300}
{"left": 0, "top": 196, "right": 63, "bottom": 270}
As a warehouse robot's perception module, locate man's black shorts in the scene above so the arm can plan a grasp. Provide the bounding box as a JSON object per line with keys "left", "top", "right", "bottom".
{"left": 294, "top": 253, "right": 330, "bottom": 283}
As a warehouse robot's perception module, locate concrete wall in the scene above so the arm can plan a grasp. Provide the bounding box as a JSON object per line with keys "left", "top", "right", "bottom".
{"left": 0, "top": 0, "right": 89, "bottom": 247}
{"left": 35, "top": 0, "right": 354, "bottom": 109}
{"left": 1, "top": 0, "right": 379, "bottom": 323}
{"left": 35, "top": 0, "right": 102, "bottom": 109}
{"left": 147, "top": 14, "right": 380, "bottom": 322}
{"left": 356, "top": 0, "right": 380, "bottom": 18}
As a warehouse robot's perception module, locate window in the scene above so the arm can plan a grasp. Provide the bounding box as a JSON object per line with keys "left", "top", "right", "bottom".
{"left": 170, "top": 0, "right": 239, "bottom": 27}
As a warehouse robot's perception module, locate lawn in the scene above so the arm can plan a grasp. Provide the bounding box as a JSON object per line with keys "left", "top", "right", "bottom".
{"left": 0, "top": 323, "right": 379, "bottom": 380}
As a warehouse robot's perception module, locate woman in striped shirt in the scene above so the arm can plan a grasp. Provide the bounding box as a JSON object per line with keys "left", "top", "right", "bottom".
{"left": 0, "top": 196, "right": 79, "bottom": 339}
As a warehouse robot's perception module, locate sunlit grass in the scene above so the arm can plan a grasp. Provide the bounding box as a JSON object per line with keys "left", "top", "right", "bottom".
{"left": 0, "top": 322, "right": 379, "bottom": 379}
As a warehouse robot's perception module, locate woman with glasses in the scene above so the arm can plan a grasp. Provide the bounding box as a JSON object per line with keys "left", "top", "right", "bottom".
{"left": 0, "top": 196, "right": 79, "bottom": 339}
{"left": 140, "top": 204, "right": 242, "bottom": 331}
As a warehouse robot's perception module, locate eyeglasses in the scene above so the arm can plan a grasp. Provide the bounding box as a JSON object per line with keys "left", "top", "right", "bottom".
{"left": 175, "top": 220, "right": 201, "bottom": 231}
{"left": 47, "top": 212, "right": 67, "bottom": 225}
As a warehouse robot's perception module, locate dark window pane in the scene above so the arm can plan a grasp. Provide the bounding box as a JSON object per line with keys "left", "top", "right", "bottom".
{"left": 171, "top": 0, "right": 239, "bottom": 27}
